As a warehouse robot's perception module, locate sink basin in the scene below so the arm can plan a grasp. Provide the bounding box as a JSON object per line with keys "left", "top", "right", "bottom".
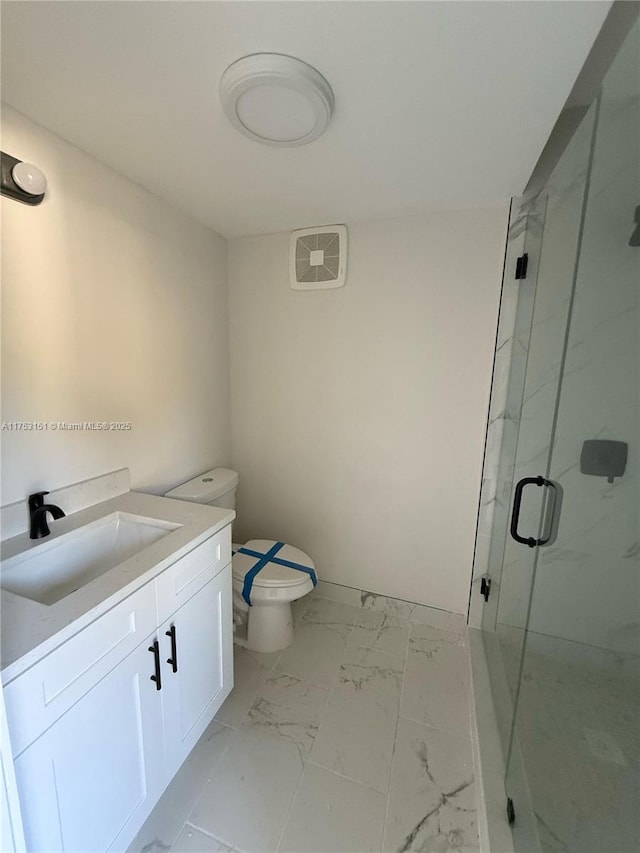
{"left": 1, "top": 512, "right": 181, "bottom": 606}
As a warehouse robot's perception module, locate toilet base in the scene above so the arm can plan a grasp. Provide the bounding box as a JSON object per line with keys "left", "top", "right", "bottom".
{"left": 240, "top": 600, "right": 294, "bottom": 653}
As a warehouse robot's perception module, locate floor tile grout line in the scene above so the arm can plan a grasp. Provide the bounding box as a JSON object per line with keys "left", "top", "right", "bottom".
{"left": 181, "top": 819, "right": 235, "bottom": 849}
{"left": 304, "top": 756, "right": 392, "bottom": 798}
{"left": 181, "top": 726, "right": 243, "bottom": 844}
{"left": 397, "top": 622, "right": 412, "bottom": 730}
{"left": 304, "top": 617, "right": 402, "bottom": 820}
{"left": 305, "top": 616, "right": 354, "bottom": 755}
{"left": 167, "top": 822, "right": 187, "bottom": 853}
{"left": 396, "top": 712, "right": 474, "bottom": 742}
{"left": 346, "top": 639, "right": 409, "bottom": 662}
{"left": 211, "top": 718, "right": 238, "bottom": 734}
{"left": 382, "top": 621, "right": 412, "bottom": 850}
{"left": 271, "top": 664, "right": 346, "bottom": 692}
{"left": 273, "top": 749, "right": 309, "bottom": 852}
{"left": 273, "top": 612, "right": 351, "bottom": 853}
{"left": 396, "top": 710, "right": 473, "bottom": 741}
{"left": 303, "top": 589, "right": 467, "bottom": 634}
{"left": 247, "top": 616, "right": 358, "bottom": 852}
{"left": 249, "top": 664, "right": 333, "bottom": 695}
{"left": 398, "top": 625, "right": 473, "bottom": 742}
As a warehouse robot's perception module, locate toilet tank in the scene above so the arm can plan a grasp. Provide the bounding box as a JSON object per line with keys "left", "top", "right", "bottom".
{"left": 164, "top": 468, "right": 239, "bottom": 509}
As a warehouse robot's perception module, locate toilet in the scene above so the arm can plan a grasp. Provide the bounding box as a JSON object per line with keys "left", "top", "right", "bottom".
{"left": 164, "top": 468, "right": 316, "bottom": 654}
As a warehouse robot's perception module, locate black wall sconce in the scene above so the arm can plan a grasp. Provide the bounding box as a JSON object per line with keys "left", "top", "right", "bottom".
{"left": 1, "top": 151, "right": 47, "bottom": 205}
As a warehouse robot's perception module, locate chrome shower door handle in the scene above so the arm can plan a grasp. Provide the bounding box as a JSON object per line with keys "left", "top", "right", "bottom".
{"left": 510, "top": 476, "right": 557, "bottom": 548}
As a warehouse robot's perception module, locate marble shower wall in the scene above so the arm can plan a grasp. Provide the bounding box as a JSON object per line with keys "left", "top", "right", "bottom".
{"left": 529, "top": 28, "right": 640, "bottom": 655}
{"left": 494, "top": 106, "right": 597, "bottom": 643}
{"left": 473, "top": 21, "right": 639, "bottom": 657}
{"left": 470, "top": 103, "right": 597, "bottom": 633}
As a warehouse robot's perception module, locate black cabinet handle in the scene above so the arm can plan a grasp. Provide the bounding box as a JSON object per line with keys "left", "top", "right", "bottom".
{"left": 148, "top": 640, "right": 162, "bottom": 690}
{"left": 510, "top": 476, "right": 557, "bottom": 548}
{"left": 166, "top": 625, "right": 178, "bottom": 673}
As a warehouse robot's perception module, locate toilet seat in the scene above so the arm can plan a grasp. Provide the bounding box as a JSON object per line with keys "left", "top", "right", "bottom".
{"left": 232, "top": 539, "right": 315, "bottom": 589}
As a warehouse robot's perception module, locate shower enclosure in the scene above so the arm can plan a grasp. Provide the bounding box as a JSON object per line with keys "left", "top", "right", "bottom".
{"left": 470, "top": 16, "right": 639, "bottom": 852}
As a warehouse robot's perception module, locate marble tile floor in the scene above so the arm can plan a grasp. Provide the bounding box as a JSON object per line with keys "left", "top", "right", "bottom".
{"left": 129, "top": 593, "right": 478, "bottom": 853}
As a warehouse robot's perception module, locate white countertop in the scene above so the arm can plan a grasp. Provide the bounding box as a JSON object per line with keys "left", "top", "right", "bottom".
{"left": 1, "top": 491, "right": 234, "bottom": 683}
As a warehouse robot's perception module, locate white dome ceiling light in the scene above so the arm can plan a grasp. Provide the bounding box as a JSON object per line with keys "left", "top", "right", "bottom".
{"left": 219, "top": 54, "right": 334, "bottom": 147}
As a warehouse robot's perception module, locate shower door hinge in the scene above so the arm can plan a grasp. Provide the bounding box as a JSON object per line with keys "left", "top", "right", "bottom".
{"left": 480, "top": 577, "right": 492, "bottom": 602}
{"left": 506, "top": 797, "right": 516, "bottom": 825}
{"left": 515, "top": 253, "right": 529, "bottom": 280}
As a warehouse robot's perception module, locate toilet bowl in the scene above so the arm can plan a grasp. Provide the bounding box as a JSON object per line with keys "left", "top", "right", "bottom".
{"left": 232, "top": 539, "right": 316, "bottom": 653}
{"left": 164, "top": 469, "right": 316, "bottom": 654}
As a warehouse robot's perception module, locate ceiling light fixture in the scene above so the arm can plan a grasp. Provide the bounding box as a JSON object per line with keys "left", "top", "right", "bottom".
{"left": 219, "top": 54, "right": 334, "bottom": 147}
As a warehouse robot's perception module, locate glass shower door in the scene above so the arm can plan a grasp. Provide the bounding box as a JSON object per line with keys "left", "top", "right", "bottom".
{"left": 480, "top": 99, "right": 598, "bottom": 761}
{"left": 506, "top": 20, "right": 640, "bottom": 852}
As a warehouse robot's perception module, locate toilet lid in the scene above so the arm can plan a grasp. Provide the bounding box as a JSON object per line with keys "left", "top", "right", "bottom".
{"left": 232, "top": 539, "right": 315, "bottom": 588}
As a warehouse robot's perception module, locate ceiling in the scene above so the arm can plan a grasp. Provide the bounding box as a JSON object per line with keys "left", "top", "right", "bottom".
{"left": 1, "top": 1, "right": 610, "bottom": 238}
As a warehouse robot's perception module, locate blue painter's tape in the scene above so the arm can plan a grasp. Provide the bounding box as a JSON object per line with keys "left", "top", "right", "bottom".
{"left": 240, "top": 541, "right": 284, "bottom": 606}
{"left": 238, "top": 541, "right": 317, "bottom": 606}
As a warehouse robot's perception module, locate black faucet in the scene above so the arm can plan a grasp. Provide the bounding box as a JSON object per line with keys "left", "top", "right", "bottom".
{"left": 28, "top": 491, "right": 66, "bottom": 539}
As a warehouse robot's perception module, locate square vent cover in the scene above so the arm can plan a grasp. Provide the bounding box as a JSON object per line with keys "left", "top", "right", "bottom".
{"left": 290, "top": 225, "right": 347, "bottom": 290}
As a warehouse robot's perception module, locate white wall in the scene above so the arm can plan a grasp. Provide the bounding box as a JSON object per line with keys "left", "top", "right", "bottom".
{"left": 1, "top": 107, "right": 510, "bottom": 615}
{"left": 229, "top": 209, "right": 508, "bottom": 614}
{"left": 1, "top": 106, "right": 230, "bottom": 504}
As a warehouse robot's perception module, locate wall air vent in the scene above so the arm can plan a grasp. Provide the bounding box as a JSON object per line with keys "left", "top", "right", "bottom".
{"left": 289, "top": 225, "right": 347, "bottom": 290}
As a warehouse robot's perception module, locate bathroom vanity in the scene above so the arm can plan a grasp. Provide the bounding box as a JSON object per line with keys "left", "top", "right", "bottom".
{"left": 0, "top": 489, "right": 235, "bottom": 852}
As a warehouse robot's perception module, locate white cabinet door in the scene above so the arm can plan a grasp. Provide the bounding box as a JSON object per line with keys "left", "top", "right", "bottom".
{"left": 5, "top": 583, "right": 157, "bottom": 758}
{"left": 1, "top": 689, "right": 25, "bottom": 853}
{"left": 14, "top": 638, "right": 164, "bottom": 853}
{"left": 160, "top": 564, "right": 233, "bottom": 775}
